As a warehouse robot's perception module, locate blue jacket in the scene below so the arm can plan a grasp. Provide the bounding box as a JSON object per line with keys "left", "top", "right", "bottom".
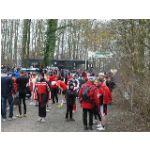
{"left": 15, "top": 71, "right": 20, "bottom": 78}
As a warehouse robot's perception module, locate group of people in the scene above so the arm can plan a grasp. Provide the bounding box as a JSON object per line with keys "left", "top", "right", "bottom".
{"left": 1, "top": 67, "right": 115, "bottom": 131}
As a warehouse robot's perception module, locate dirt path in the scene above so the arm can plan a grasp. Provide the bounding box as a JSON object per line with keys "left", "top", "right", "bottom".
{"left": 1, "top": 96, "right": 149, "bottom": 132}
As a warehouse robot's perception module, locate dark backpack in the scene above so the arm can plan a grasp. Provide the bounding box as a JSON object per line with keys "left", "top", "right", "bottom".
{"left": 82, "top": 85, "right": 95, "bottom": 102}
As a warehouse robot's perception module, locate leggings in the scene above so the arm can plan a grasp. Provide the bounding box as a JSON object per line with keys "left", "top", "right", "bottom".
{"left": 83, "top": 109, "right": 93, "bottom": 127}
{"left": 93, "top": 106, "right": 101, "bottom": 121}
{"left": 18, "top": 92, "right": 26, "bottom": 115}
{"left": 51, "top": 88, "right": 58, "bottom": 103}
{"left": 66, "top": 104, "right": 74, "bottom": 119}
{"left": 100, "top": 104, "right": 107, "bottom": 116}
{"left": 38, "top": 94, "right": 48, "bottom": 117}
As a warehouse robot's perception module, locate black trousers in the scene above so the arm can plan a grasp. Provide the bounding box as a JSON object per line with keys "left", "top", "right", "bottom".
{"left": 83, "top": 108, "right": 93, "bottom": 127}
{"left": 39, "top": 103, "right": 46, "bottom": 117}
{"left": 18, "top": 92, "right": 26, "bottom": 115}
{"left": 93, "top": 106, "right": 101, "bottom": 121}
{"left": 38, "top": 94, "right": 48, "bottom": 117}
{"left": 51, "top": 88, "right": 58, "bottom": 103}
{"left": 102, "top": 104, "right": 108, "bottom": 115}
{"left": 66, "top": 104, "right": 73, "bottom": 119}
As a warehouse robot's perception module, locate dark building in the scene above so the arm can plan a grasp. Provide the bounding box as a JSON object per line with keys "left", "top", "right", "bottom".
{"left": 26, "top": 58, "right": 93, "bottom": 70}
{"left": 52, "top": 60, "right": 87, "bottom": 70}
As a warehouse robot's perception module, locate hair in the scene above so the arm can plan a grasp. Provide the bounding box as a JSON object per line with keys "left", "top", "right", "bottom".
{"left": 20, "top": 70, "right": 24, "bottom": 75}
{"left": 99, "top": 78, "right": 104, "bottom": 82}
{"left": 12, "top": 73, "right": 16, "bottom": 77}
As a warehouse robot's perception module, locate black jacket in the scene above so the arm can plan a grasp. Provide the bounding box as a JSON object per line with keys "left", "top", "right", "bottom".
{"left": 16, "top": 76, "right": 29, "bottom": 93}
{"left": 106, "top": 80, "right": 116, "bottom": 91}
{"left": 66, "top": 89, "right": 77, "bottom": 105}
{"left": 1, "top": 76, "right": 14, "bottom": 97}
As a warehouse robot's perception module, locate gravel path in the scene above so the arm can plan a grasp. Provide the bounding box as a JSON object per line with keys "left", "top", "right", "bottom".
{"left": 1, "top": 96, "right": 149, "bottom": 132}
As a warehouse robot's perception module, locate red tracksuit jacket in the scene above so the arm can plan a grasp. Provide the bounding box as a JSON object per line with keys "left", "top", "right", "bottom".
{"left": 79, "top": 81, "right": 96, "bottom": 109}
{"left": 100, "top": 82, "right": 112, "bottom": 104}
{"left": 35, "top": 81, "right": 50, "bottom": 103}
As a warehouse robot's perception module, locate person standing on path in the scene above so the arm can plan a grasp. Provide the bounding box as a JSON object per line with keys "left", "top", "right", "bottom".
{"left": 49, "top": 71, "right": 59, "bottom": 104}
{"left": 35, "top": 73, "right": 50, "bottom": 122}
{"left": 29, "top": 72, "right": 38, "bottom": 105}
{"left": 1, "top": 72, "right": 15, "bottom": 121}
{"left": 98, "top": 75, "right": 112, "bottom": 131}
{"left": 65, "top": 83, "right": 77, "bottom": 121}
{"left": 16, "top": 71, "right": 29, "bottom": 117}
{"left": 93, "top": 79, "right": 105, "bottom": 131}
{"left": 79, "top": 77, "right": 96, "bottom": 130}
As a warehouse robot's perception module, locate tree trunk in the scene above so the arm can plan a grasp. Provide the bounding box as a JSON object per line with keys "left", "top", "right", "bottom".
{"left": 14, "top": 20, "right": 19, "bottom": 66}
{"left": 61, "top": 32, "right": 65, "bottom": 59}
{"left": 56, "top": 37, "right": 60, "bottom": 59}
{"left": 22, "top": 19, "right": 30, "bottom": 67}
{"left": 44, "top": 19, "right": 58, "bottom": 66}
{"left": 26, "top": 19, "right": 31, "bottom": 66}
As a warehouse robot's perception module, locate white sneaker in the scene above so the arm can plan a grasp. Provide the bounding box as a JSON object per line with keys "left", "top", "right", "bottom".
{"left": 16, "top": 114, "right": 23, "bottom": 118}
{"left": 46, "top": 109, "right": 50, "bottom": 112}
{"left": 41, "top": 118, "right": 46, "bottom": 123}
{"left": 96, "top": 123, "right": 103, "bottom": 128}
{"left": 2, "top": 118, "right": 6, "bottom": 122}
{"left": 37, "top": 118, "right": 42, "bottom": 122}
{"left": 97, "top": 126, "right": 105, "bottom": 131}
{"left": 30, "top": 102, "right": 35, "bottom": 105}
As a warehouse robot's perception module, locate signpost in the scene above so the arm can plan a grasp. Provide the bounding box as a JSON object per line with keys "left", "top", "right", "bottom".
{"left": 94, "top": 51, "right": 113, "bottom": 58}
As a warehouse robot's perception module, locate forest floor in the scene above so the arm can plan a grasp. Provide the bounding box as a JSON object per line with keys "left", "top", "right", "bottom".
{"left": 1, "top": 90, "right": 150, "bottom": 132}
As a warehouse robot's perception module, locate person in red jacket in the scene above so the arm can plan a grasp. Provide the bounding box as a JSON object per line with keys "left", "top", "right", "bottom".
{"left": 35, "top": 73, "right": 50, "bottom": 122}
{"left": 98, "top": 77, "right": 112, "bottom": 130}
{"left": 92, "top": 80, "right": 103, "bottom": 129}
{"left": 79, "top": 77, "right": 96, "bottom": 130}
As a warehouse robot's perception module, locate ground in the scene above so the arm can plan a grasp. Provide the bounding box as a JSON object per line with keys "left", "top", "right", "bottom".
{"left": 1, "top": 92, "right": 150, "bottom": 132}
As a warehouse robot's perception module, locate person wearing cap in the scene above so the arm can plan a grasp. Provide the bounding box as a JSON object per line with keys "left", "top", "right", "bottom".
{"left": 65, "top": 83, "right": 77, "bottom": 121}
{"left": 35, "top": 73, "right": 50, "bottom": 122}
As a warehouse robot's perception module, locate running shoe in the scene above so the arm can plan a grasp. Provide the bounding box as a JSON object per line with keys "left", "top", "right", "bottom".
{"left": 97, "top": 126, "right": 105, "bottom": 131}
{"left": 41, "top": 118, "right": 46, "bottom": 123}
{"left": 37, "top": 118, "right": 42, "bottom": 122}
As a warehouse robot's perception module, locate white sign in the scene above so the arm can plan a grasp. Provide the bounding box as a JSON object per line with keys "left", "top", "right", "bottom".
{"left": 88, "top": 51, "right": 113, "bottom": 59}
